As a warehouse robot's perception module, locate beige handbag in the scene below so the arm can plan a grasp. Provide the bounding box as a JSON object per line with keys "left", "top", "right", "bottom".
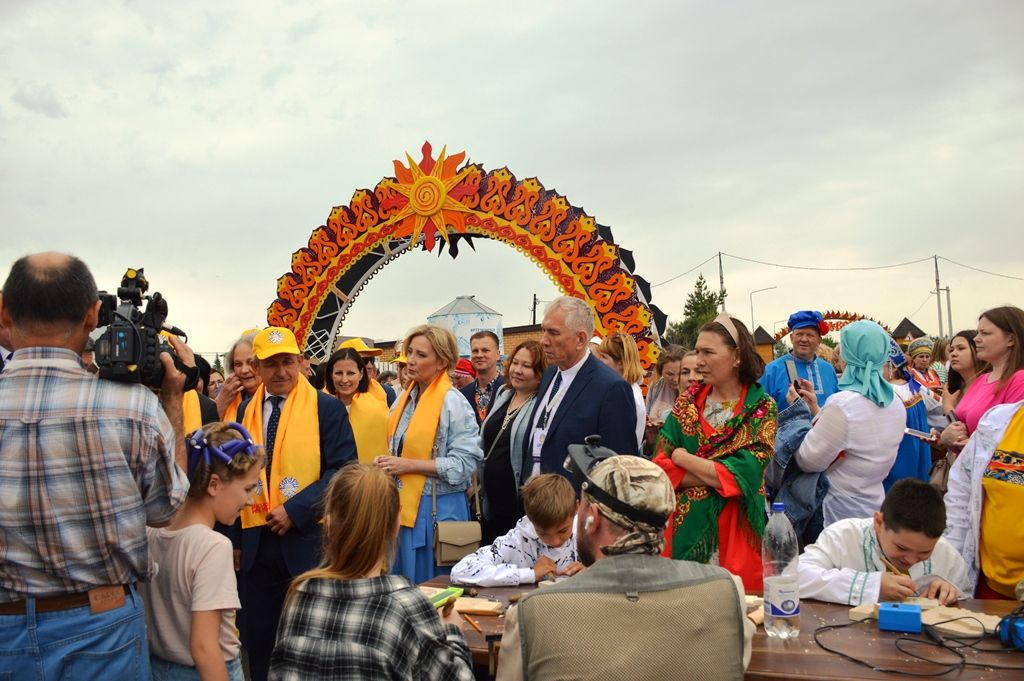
{"left": 431, "top": 444, "right": 481, "bottom": 566}
{"left": 929, "top": 449, "right": 956, "bottom": 493}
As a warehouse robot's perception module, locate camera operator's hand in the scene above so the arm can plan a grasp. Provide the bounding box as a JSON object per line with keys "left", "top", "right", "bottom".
{"left": 163, "top": 333, "right": 195, "bottom": 369}
{"left": 158, "top": 351, "right": 186, "bottom": 398}
{"left": 158, "top": 351, "right": 188, "bottom": 473}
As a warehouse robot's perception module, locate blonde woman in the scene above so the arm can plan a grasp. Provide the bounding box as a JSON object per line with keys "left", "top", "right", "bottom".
{"left": 271, "top": 465, "right": 474, "bottom": 680}
{"left": 374, "top": 325, "right": 483, "bottom": 583}
{"left": 597, "top": 331, "right": 647, "bottom": 449}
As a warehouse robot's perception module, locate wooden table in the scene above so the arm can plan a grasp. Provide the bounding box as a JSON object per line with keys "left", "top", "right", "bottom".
{"left": 747, "top": 599, "right": 1022, "bottom": 680}
{"left": 424, "top": 577, "right": 1024, "bottom": 680}
{"left": 421, "top": 576, "right": 535, "bottom": 674}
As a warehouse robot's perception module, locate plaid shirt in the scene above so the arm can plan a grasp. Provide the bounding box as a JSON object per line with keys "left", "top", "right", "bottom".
{"left": 270, "top": 574, "right": 474, "bottom": 681}
{"left": 0, "top": 347, "right": 187, "bottom": 602}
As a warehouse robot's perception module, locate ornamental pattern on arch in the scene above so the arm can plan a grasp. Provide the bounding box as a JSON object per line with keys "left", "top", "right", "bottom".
{"left": 267, "top": 142, "right": 666, "bottom": 369}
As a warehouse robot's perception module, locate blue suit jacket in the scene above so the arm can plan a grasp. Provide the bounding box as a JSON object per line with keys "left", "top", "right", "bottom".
{"left": 524, "top": 354, "right": 638, "bottom": 488}
{"left": 235, "top": 390, "right": 357, "bottom": 576}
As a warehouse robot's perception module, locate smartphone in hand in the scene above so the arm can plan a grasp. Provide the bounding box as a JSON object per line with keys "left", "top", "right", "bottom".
{"left": 785, "top": 359, "right": 800, "bottom": 388}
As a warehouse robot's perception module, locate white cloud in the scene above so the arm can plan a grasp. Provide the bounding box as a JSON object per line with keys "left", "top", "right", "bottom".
{"left": 1, "top": 0, "right": 1023, "bottom": 356}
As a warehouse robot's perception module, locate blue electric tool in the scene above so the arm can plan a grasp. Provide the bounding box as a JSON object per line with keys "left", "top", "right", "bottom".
{"left": 878, "top": 602, "right": 922, "bottom": 634}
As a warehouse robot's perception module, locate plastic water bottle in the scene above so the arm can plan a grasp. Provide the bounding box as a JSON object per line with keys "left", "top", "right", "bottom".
{"left": 762, "top": 502, "right": 801, "bottom": 639}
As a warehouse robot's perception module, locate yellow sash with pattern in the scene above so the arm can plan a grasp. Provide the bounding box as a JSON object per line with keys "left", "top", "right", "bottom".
{"left": 239, "top": 379, "right": 321, "bottom": 528}
{"left": 182, "top": 390, "right": 203, "bottom": 435}
{"left": 386, "top": 372, "right": 451, "bottom": 528}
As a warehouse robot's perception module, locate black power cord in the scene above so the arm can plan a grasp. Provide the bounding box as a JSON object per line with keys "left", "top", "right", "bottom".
{"left": 813, "top": 616, "right": 1024, "bottom": 676}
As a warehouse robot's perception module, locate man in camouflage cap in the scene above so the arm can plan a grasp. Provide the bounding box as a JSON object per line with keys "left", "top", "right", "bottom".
{"left": 497, "top": 455, "right": 753, "bottom": 681}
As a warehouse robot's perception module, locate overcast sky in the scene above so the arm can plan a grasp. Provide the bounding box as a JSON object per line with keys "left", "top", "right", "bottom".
{"left": 2, "top": 1, "right": 1022, "bottom": 356}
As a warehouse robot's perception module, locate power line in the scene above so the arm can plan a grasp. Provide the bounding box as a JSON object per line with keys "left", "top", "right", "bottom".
{"left": 938, "top": 256, "right": 1024, "bottom": 282}
{"left": 721, "top": 253, "right": 933, "bottom": 272}
{"left": 649, "top": 252, "right": 1024, "bottom": 290}
{"left": 651, "top": 253, "right": 718, "bottom": 287}
{"left": 907, "top": 292, "right": 934, "bottom": 319}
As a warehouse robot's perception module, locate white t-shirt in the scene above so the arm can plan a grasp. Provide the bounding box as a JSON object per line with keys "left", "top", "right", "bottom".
{"left": 793, "top": 390, "right": 906, "bottom": 526}
{"left": 140, "top": 525, "right": 241, "bottom": 665}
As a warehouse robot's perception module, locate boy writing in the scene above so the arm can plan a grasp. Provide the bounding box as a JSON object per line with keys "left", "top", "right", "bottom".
{"left": 453, "top": 474, "right": 583, "bottom": 587}
{"left": 799, "top": 478, "right": 970, "bottom": 606}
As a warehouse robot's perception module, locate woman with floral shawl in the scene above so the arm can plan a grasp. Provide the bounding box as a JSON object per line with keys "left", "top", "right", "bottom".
{"left": 653, "top": 314, "right": 777, "bottom": 591}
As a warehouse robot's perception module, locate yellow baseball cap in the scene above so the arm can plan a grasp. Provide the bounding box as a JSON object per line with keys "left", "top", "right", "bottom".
{"left": 253, "top": 327, "right": 300, "bottom": 360}
{"left": 338, "top": 337, "right": 383, "bottom": 357}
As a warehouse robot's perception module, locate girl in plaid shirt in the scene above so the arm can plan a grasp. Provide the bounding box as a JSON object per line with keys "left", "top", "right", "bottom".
{"left": 270, "top": 464, "right": 474, "bottom": 680}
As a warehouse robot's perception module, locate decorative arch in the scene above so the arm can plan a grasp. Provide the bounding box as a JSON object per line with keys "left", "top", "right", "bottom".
{"left": 267, "top": 142, "right": 666, "bottom": 368}
{"left": 772, "top": 310, "right": 891, "bottom": 342}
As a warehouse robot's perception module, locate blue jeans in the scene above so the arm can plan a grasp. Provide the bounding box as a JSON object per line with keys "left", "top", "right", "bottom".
{"left": 0, "top": 585, "right": 149, "bottom": 681}
{"left": 150, "top": 655, "right": 244, "bottom": 681}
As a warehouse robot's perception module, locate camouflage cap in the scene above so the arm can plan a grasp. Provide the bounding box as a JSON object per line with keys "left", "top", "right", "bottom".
{"left": 587, "top": 456, "right": 674, "bottom": 527}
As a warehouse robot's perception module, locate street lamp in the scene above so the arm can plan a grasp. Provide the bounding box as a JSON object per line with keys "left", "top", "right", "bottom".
{"left": 749, "top": 286, "right": 777, "bottom": 331}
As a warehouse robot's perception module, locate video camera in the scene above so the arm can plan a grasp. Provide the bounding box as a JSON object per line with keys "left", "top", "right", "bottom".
{"left": 94, "top": 267, "right": 197, "bottom": 391}
{"left": 564, "top": 435, "right": 670, "bottom": 528}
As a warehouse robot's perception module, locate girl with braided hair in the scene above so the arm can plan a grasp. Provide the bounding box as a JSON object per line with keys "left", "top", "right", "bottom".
{"left": 140, "top": 422, "right": 265, "bottom": 681}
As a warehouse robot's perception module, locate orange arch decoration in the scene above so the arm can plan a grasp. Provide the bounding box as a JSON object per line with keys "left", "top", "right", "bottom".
{"left": 772, "top": 310, "right": 890, "bottom": 342}
{"left": 267, "top": 142, "right": 666, "bottom": 367}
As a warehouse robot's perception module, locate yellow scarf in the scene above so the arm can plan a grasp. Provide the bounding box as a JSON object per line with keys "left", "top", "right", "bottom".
{"left": 240, "top": 378, "right": 321, "bottom": 529}
{"left": 221, "top": 391, "right": 243, "bottom": 421}
{"left": 368, "top": 379, "right": 388, "bottom": 403}
{"left": 182, "top": 390, "right": 203, "bottom": 435}
{"left": 386, "top": 372, "right": 452, "bottom": 528}
{"left": 348, "top": 390, "right": 389, "bottom": 465}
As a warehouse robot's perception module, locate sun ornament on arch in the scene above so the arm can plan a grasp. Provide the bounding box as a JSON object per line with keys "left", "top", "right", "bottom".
{"left": 382, "top": 142, "right": 476, "bottom": 252}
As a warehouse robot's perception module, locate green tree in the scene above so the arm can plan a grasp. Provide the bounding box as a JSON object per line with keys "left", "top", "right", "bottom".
{"left": 664, "top": 274, "right": 726, "bottom": 349}
{"left": 820, "top": 336, "right": 837, "bottom": 349}
{"left": 212, "top": 354, "right": 225, "bottom": 375}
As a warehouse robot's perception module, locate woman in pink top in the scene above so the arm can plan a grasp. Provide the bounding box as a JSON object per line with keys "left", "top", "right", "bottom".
{"left": 941, "top": 306, "right": 1024, "bottom": 449}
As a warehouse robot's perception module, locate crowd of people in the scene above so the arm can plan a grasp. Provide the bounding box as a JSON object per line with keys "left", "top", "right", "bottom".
{"left": 1, "top": 251, "right": 1023, "bottom": 681}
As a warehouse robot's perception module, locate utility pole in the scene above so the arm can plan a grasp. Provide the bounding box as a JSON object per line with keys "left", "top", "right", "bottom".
{"left": 933, "top": 255, "right": 944, "bottom": 338}
{"left": 943, "top": 286, "right": 953, "bottom": 334}
{"left": 531, "top": 293, "right": 539, "bottom": 325}
{"left": 718, "top": 252, "right": 726, "bottom": 311}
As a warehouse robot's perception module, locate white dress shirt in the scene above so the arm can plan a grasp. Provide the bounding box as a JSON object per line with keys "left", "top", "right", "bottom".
{"left": 529, "top": 350, "right": 590, "bottom": 476}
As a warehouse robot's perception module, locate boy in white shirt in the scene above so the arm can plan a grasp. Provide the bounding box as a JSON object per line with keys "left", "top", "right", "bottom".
{"left": 799, "top": 478, "right": 970, "bottom": 606}
{"left": 453, "top": 474, "right": 583, "bottom": 587}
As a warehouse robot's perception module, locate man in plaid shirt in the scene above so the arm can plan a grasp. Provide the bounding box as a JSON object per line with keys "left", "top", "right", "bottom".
{"left": 0, "top": 252, "right": 190, "bottom": 681}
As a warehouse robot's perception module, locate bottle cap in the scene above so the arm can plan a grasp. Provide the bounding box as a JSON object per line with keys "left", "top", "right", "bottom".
{"left": 771, "top": 502, "right": 785, "bottom": 513}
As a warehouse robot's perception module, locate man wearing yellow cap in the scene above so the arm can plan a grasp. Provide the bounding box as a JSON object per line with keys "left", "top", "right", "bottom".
{"left": 237, "top": 326, "right": 357, "bottom": 681}
{"left": 338, "top": 336, "right": 397, "bottom": 406}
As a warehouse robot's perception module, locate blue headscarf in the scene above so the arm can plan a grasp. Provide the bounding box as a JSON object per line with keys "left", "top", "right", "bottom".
{"left": 886, "top": 335, "right": 922, "bottom": 395}
{"left": 837, "top": 320, "right": 895, "bottom": 407}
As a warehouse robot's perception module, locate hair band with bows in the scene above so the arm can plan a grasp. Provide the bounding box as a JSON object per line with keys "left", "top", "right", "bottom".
{"left": 186, "top": 422, "right": 259, "bottom": 477}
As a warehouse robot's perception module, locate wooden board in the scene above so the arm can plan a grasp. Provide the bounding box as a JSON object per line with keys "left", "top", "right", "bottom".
{"left": 921, "top": 606, "right": 1001, "bottom": 636}
{"left": 418, "top": 586, "right": 504, "bottom": 615}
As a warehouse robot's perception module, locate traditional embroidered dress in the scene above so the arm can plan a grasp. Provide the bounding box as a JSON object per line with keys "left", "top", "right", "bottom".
{"left": 977, "top": 408, "right": 1024, "bottom": 598}
{"left": 652, "top": 380, "right": 777, "bottom": 590}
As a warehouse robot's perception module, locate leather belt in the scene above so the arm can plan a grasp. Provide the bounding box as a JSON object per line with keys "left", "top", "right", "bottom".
{"left": 0, "top": 585, "right": 130, "bottom": 615}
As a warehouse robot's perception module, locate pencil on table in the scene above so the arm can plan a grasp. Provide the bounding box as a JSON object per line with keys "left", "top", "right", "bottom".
{"left": 463, "top": 614, "right": 483, "bottom": 633}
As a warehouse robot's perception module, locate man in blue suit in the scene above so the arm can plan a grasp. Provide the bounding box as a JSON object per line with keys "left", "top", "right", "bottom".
{"left": 237, "top": 327, "right": 356, "bottom": 681}
{"left": 524, "top": 297, "right": 639, "bottom": 488}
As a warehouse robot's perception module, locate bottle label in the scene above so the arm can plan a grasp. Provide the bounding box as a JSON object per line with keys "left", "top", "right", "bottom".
{"left": 765, "top": 578, "right": 800, "bottom": 617}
